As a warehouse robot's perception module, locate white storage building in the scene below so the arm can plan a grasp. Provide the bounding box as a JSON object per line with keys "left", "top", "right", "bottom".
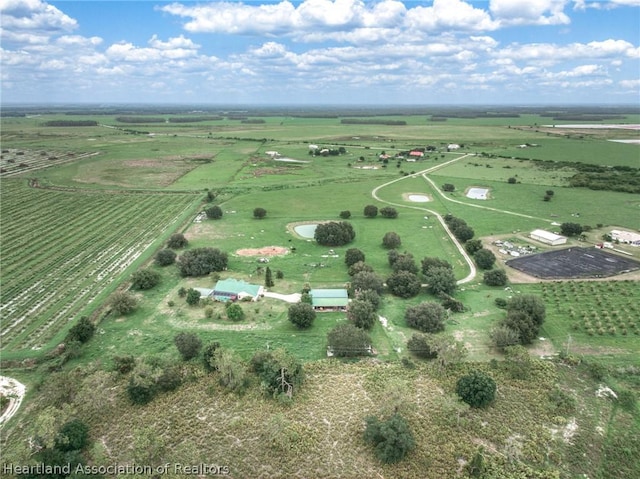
{"left": 530, "top": 229, "right": 567, "bottom": 246}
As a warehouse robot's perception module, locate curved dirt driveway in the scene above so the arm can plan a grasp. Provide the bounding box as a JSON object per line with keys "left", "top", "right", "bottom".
{"left": 0, "top": 376, "right": 26, "bottom": 429}
{"left": 371, "top": 154, "right": 477, "bottom": 284}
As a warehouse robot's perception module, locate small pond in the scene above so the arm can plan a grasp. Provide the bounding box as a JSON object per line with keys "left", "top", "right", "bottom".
{"left": 466, "top": 187, "right": 489, "bottom": 200}
{"left": 294, "top": 224, "right": 318, "bottom": 238}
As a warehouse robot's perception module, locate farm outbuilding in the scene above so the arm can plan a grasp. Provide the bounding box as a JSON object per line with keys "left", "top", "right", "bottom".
{"left": 530, "top": 229, "right": 567, "bottom": 246}
{"left": 610, "top": 230, "right": 640, "bottom": 246}
{"left": 212, "top": 279, "right": 263, "bottom": 302}
{"left": 310, "top": 289, "right": 349, "bottom": 311}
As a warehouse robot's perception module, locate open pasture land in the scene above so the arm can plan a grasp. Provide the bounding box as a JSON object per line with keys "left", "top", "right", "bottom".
{"left": 0, "top": 179, "right": 200, "bottom": 359}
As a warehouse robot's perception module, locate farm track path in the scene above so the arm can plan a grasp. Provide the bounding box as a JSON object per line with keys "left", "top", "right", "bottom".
{"left": 0, "top": 376, "right": 26, "bottom": 430}
{"left": 371, "top": 154, "right": 478, "bottom": 284}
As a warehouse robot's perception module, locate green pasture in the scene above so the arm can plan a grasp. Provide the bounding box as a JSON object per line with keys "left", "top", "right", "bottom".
{"left": 1, "top": 110, "right": 639, "bottom": 363}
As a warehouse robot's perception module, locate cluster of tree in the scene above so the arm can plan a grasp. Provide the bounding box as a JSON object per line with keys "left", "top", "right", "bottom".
{"left": 543, "top": 189, "right": 554, "bottom": 201}
{"left": 442, "top": 183, "right": 455, "bottom": 192}
{"left": 168, "top": 116, "right": 224, "bottom": 122}
{"left": 127, "top": 358, "right": 184, "bottom": 405}
{"left": 491, "top": 295, "right": 546, "bottom": 348}
{"left": 444, "top": 214, "right": 475, "bottom": 242}
{"left": 341, "top": 119, "right": 407, "bottom": 125}
{"left": 25, "top": 418, "right": 92, "bottom": 479}
{"left": 560, "top": 222, "right": 583, "bottom": 237}
{"left": 421, "top": 257, "right": 457, "bottom": 296}
{"left": 250, "top": 349, "right": 305, "bottom": 400}
{"left": 405, "top": 302, "right": 446, "bottom": 333}
{"left": 309, "top": 146, "right": 346, "bottom": 156}
{"left": 177, "top": 247, "right": 228, "bottom": 277}
{"left": 406, "top": 333, "right": 468, "bottom": 371}
{"left": 116, "top": 116, "right": 165, "bottom": 123}
{"left": 43, "top": 120, "right": 98, "bottom": 127}
{"left": 314, "top": 221, "right": 355, "bottom": 246}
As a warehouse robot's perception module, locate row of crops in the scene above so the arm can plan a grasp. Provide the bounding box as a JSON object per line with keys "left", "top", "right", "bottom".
{"left": 0, "top": 179, "right": 200, "bottom": 354}
{"left": 0, "top": 149, "right": 99, "bottom": 176}
{"left": 541, "top": 280, "right": 640, "bottom": 337}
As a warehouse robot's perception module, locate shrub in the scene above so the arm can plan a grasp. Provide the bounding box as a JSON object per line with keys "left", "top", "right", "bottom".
{"left": 339, "top": 210, "right": 351, "bottom": 219}
{"left": 205, "top": 205, "right": 223, "bottom": 219}
{"left": 174, "top": 332, "right": 202, "bottom": 361}
{"left": 185, "top": 288, "right": 201, "bottom": 306}
{"left": 253, "top": 207, "right": 267, "bottom": 219}
{"left": 474, "top": 249, "right": 496, "bottom": 270}
{"left": 456, "top": 370, "right": 497, "bottom": 408}
{"left": 348, "top": 261, "right": 374, "bottom": 277}
{"left": 364, "top": 414, "right": 415, "bottom": 464}
{"left": 345, "top": 248, "right": 365, "bottom": 267}
{"left": 387, "top": 271, "right": 421, "bottom": 298}
{"left": 113, "top": 355, "right": 136, "bottom": 374}
{"left": 55, "top": 419, "right": 90, "bottom": 452}
{"left": 407, "top": 333, "right": 437, "bottom": 359}
{"left": 250, "top": 349, "right": 305, "bottom": 398}
{"left": 405, "top": 302, "right": 446, "bottom": 333}
{"left": 65, "top": 316, "right": 95, "bottom": 344}
{"left": 424, "top": 266, "right": 457, "bottom": 296}
{"left": 327, "top": 323, "right": 371, "bottom": 357}
{"left": 131, "top": 269, "right": 161, "bottom": 290}
{"left": 363, "top": 205, "right": 378, "bottom": 218}
{"left": 226, "top": 303, "right": 245, "bottom": 321}
{"left": 288, "top": 302, "right": 316, "bottom": 329}
{"left": 484, "top": 269, "right": 508, "bottom": 286}
{"left": 109, "top": 291, "right": 137, "bottom": 316}
{"left": 380, "top": 206, "right": 398, "bottom": 218}
{"left": 155, "top": 248, "right": 177, "bottom": 266}
{"left": 167, "top": 233, "right": 188, "bottom": 249}
{"left": 507, "top": 177, "right": 517, "bottom": 184}
{"left": 382, "top": 231, "right": 402, "bottom": 249}
{"left": 347, "top": 299, "right": 377, "bottom": 330}
{"left": 490, "top": 325, "right": 520, "bottom": 350}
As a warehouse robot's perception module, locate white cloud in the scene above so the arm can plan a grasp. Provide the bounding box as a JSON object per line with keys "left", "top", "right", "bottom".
{"left": 406, "top": 0, "right": 498, "bottom": 31}
{"left": 496, "top": 39, "right": 639, "bottom": 63}
{"left": 0, "top": 0, "right": 77, "bottom": 33}
{"left": 490, "top": 0, "right": 571, "bottom": 25}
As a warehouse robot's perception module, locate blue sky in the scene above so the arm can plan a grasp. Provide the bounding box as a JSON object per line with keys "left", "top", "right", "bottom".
{"left": 1, "top": 0, "right": 639, "bottom": 105}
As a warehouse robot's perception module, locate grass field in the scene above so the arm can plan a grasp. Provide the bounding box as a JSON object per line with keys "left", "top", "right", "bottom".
{"left": 1, "top": 107, "right": 638, "bottom": 479}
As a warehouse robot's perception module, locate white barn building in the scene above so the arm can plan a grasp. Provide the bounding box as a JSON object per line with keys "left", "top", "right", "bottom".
{"left": 611, "top": 230, "right": 640, "bottom": 246}
{"left": 530, "top": 229, "right": 567, "bottom": 246}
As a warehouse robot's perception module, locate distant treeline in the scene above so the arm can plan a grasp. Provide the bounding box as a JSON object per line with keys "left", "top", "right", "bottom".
{"left": 168, "top": 116, "right": 224, "bottom": 122}
{"left": 241, "top": 119, "right": 266, "bottom": 124}
{"left": 428, "top": 112, "right": 520, "bottom": 119}
{"left": 546, "top": 115, "right": 626, "bottom": 121}
{"left": 43, "top": 120, "right": 98, "bottom": 127}
{"left": 532, "top": 159, "right": 640, "bottom": 194}
{"left": 116, "top": 116, "right": 165, "bottom": 123}
{"left": 341, "top": 119, "right": 407, "bottom": 125}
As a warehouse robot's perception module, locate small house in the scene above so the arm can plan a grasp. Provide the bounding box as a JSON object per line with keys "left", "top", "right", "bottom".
{"left": 530, "top": 229, "right": 567, "bottom": 246}
{"left": 611, "top": 230, "right": 640, "bottom": 246}
{"left": 310, "top": 289, "right": 349, "bottom": 312}
{"left": 212, "top": 278, "right": 263, "bottom": 302}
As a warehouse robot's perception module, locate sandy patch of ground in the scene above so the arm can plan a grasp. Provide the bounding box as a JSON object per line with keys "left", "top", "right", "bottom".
{"left": 235, "top": 246, "right": 289, "bottom": 257}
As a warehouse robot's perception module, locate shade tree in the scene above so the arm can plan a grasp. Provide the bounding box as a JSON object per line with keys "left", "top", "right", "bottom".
{"left": 405, "top": 302, "right": 446, "bottom": 333}
{"left": 327, "top": 323, "right": 371, "bottom": 357}
{"left": 387, "top": 271, "right": 422, "bottom": 298}
{"left": 347, "top": 298, "right": 377, "bottom": 330}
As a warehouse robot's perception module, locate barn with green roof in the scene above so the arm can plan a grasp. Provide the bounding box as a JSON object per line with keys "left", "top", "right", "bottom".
{"left": 310, "top": 289, "right": 349, "bottom": 311}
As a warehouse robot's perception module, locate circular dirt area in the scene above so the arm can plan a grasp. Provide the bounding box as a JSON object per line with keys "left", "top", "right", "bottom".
{"left": 236, "top": 246, "right": 289, "bottom": 257}
{"left": 403, "top": 192, "right": 432, "bottom": 202}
